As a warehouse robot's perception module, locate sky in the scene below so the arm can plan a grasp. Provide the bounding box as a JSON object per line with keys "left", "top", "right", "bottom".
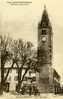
{"left": 0, "top": 0, "right": 63, "bottom": 82}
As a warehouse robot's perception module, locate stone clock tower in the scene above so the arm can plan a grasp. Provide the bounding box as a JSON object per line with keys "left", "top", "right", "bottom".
{"left": 37, "top": 6, "right": 53, "bottom": 93}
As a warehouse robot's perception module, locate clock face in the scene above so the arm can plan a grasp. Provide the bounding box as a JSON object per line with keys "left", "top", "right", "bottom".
{"left": 41, "top": 36, "right": 47, "bottom": 42}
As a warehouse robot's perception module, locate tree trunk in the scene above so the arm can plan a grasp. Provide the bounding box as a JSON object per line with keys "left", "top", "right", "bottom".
{"left": 1, "top": 53, "right": 6, "bottom": 93}
{"left": 17, "top": 63, "right": 24, "bottom": 92}
{"left": 16, "top": 69, "right": 21, "bottom": 92}
{"left": 17, "top": 66, "right": 30, "bottom": 93}
{"left": 1, "top": 62, "right": 4, "bottom": 93}
{"left": 4, "top": 61, "right": 14, "bottom": 82}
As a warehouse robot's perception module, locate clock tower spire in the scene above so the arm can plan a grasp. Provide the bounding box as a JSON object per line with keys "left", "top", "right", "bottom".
{"left": 38, "top": 6, "right": 52, "bottom": 65}
{"left": 37, "top": 7, "right": 53, "bottom": 92}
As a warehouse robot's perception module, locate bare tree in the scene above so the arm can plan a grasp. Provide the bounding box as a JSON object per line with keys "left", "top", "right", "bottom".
{"left": 0, "top": 35, "right": 38, "bottom": 94}
{"left": 0, "top": 35, "right": 12, "bottom": 92}
{"left": 3, "top": 39, "right": 20, "bottom": 83}
{"left": 16, "top": 40, "right": 34, "bottom": 92}
{"left": 16, "top": 40, "right": 39, "bottom": 93}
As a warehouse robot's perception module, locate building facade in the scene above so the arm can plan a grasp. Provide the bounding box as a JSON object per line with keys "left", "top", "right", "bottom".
{"left": 53, "top": 69, "right": 61, "bottom": 94}
{"left": 37, "top": 6, "right": 61, "bottom": 93}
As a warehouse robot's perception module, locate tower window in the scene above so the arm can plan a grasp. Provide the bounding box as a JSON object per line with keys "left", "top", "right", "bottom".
{"left": 42, "top": 29, "right": 46, "bottom": 35}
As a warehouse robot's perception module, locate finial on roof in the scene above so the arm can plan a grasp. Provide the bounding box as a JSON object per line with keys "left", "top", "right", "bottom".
{"left": 44, "top": 5, "right": 46, "bottom": 10}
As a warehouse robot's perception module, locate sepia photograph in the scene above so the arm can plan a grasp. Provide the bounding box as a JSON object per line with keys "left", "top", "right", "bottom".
{"left": 0, "top": 0, "right": 63, "bottom": 99}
